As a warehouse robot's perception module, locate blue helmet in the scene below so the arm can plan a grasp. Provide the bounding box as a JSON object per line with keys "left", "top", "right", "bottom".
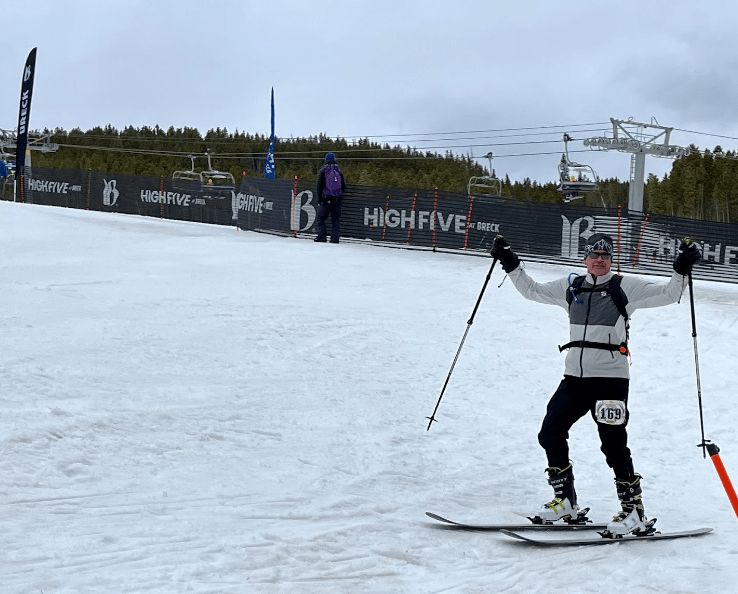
{"left": 325, "top": 152, "right": 336, "bottom": 163}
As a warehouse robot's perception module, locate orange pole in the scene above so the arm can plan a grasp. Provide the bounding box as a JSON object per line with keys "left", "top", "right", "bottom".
{"left": 707, "top": 443, "right": 738, "bottom": 520}
{"left": 406, "top": 192, "right": 417, "bottom": 244}
{"left": 293, "top": 175, "right": 298, "bottom": 237}
{"left": 632, "top": 214, "right": 649, "bottom": 266}
{"left": 616, "top": 205, "right": 622, "bottom": 275}
{"left": 381, "top": 195, "right": 389, "bottom": 241}
{"left": 463, "top": 196, "right": 475, "bottom": 250}
{"left": 432, "top": 187, "right": 439, "bottom": 250}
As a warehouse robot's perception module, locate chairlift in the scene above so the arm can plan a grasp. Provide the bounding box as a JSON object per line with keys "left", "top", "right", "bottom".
{"left": 172, "top": 153, "right": 235, "bottom": 197}
{"left": 557, "top": 134, "right": 599, "bottom": 202}
{"left": 467, "top": 152, "right": 503, "bottom": 197}
{"left": 467, "top": 175, "right": 503, "bottom": 197}
{"left": 0, "top": 145, "right": 15, "bottom": 182}
{"left": 201, "top": 151, "right": 235, "bottom": 188}
{"left": 172, "top": 155, "right": 202, "bottom": 192}
{"left": 0, "top": 131, "right": 14, "bottom": 168}
{"left": 200, "top": 152, "right": 235, "bottom": 199}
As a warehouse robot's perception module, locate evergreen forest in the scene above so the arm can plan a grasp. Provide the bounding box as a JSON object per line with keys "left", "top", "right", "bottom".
{"left": 19, "top": 126, "right": 738, "bottom": 223}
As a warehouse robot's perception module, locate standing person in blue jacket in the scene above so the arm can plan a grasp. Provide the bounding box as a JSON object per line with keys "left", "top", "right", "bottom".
{"left": 0, "top": 160, "right": 8, "bottom": 198}
{"left": 315, "top": 153, "right": 346, "bottom": 243}
{"left": 490, "top": 233, "right": 701, "bottom": 536}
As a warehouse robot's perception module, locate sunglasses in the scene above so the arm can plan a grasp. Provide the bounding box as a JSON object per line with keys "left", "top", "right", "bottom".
{"left": 587, "top": 252, "right": 612, "bottom": 261}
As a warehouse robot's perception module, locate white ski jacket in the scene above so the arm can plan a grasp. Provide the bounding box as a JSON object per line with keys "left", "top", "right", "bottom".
{"left": 507, "top": 266, "right": 687, "bottom": 379}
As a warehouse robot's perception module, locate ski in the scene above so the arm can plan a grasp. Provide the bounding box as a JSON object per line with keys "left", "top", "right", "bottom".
{"left": 426, "top": 511, "right": 608, "bottom": 531}
{"left": 499, "top": 526, "right": 713, "bottom": 546}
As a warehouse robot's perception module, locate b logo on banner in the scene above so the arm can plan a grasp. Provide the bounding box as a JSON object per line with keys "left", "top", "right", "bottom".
{"left": 561, "top": 215, "right": 595, "bottom": 258}
{"left": 291, "top": 190, "right": 316, "bottom": 232}
{"left": 103, "top": 179, "right": 119, "bottom": 206}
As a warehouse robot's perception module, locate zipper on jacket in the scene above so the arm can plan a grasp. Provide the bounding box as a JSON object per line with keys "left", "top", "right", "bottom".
{"left": 579, "top": 275, "right": 597, "bottom": 377}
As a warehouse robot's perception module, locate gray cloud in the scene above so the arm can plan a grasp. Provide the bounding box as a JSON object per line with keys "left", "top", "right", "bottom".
{"left": 4, "top": 0, "right": 738, "bottom": 185}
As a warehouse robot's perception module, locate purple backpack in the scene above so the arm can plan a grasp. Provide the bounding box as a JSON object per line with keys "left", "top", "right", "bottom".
{"left": 324, "top": 164, "right": 342, "bottom": 197}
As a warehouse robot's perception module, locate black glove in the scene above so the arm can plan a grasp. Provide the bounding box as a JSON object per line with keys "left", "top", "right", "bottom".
{"left": 673, "top": 238, "right": 701, "bottom": 276}
{"left": 490, "top": 236, "right": 520, "bottom": 273}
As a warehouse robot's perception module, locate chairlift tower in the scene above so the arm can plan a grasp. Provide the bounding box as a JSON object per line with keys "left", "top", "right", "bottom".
{"left": 583, "top": 118, "right": 690, "bottom": 212}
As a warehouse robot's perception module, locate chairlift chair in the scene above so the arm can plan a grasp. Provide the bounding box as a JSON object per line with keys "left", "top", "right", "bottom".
{"left": 467, "top": 152, "right": 503, "bottom": 197}
{"left": 200, "top": 152, "right": 235, "bottom": 199}
{"left": 172, "top": 155, "right": 203, "bottom": 192}
{"left": 200, "top": 170, "right": 235, "bottom": 190}
{"left": 467, "top": 175, "right": 503, "bottom": 197}
{"left": 0, "top": 145, "right": 15, "bottom": 183}
{"left": 557, "top": 134, "right": 599, "bottom": 202}
{"left": 172, "top": 153, "right": 236, "bottom": 197}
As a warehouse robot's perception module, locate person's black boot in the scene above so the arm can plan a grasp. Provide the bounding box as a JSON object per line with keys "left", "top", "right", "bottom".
{"left": 606, "top": 474, "right": 648, "bottom": 535}
{"left": 536, "top": 464, "right": 579, "bottom": 522}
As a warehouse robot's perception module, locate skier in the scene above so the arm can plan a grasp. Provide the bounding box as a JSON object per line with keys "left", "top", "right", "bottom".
{"left": 0, "top": 159, "right": 7, "bottom": 197}
{"left": 489, "top": 233, "right": 701, "bottom": 535}
{"left": 315, "top": 153, "right": 346, "bottom": 243}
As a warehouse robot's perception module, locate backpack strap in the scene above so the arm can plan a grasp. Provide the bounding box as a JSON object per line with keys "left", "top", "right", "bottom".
{"left": 607, "top": 274, "right": 629, "bottom": 323}
{"left": 565, "top": 273, "right": 586, "bottom": 308}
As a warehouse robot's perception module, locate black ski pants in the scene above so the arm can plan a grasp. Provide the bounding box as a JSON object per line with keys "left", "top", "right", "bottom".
{"left": 316, "top": 197, "right": 342, "bottom": 243}
{"left": 538, "top": 375, "right": 634, "bottom": 479}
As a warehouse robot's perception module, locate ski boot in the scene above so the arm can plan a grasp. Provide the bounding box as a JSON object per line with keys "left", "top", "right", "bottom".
{"left": 531, "top": 465, "right": 586, "bottom": 524}
{"left": 603, "top": 474, "right": 656, "bottom": 537}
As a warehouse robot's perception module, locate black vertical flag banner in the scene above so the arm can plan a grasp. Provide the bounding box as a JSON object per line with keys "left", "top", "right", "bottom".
{"left": 16, "top": 47, "right": 38, "bottom": 172}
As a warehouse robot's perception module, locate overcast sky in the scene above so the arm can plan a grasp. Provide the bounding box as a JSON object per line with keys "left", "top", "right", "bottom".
{"left": 3, "top": 0, "right": 738, "bottom": 185}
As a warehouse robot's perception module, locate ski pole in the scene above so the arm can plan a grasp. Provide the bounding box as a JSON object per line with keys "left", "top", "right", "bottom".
{"left": 706, "top": 443, "right": 738, "bottom": 520}
{"left": 686, "top": 269, "right": 708, "bottom": 458}
{"left": 426, "top": 257, "right": 498, "bottom": 430}
{"left": 687, "top": 268, "right": 738, "bottom": 520}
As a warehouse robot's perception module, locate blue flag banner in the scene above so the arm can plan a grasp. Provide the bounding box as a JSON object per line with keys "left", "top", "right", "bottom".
{"left": 16, "top": 47, "right": 38, "bottom": 172}
{"left": 264, "top": 88, "right": 275, "bottom": 179}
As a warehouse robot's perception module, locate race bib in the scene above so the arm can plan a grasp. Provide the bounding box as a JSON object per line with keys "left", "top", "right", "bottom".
{"left": 595, "top": 400, "right": 627, "bottom": 426}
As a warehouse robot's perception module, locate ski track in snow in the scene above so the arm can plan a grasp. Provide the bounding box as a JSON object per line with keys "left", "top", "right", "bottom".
{"left": 1, "top": 201, "right": 736, "bottom": 593}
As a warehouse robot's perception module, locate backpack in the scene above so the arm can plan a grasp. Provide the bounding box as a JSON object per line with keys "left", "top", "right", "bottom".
{"left": 560, "top": 274, "right": 630, "bottom": 355}
{"left": 323, "top": 164, "right": 342, "bottom": 197}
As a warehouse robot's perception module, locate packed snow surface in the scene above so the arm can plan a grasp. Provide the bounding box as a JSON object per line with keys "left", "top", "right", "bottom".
{"left": 2, "top": 201, "right": 737, "bottom": 593}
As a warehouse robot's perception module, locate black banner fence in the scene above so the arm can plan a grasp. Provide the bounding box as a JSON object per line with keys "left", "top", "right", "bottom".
{"left": 13, "top": 167, "right": 738, "bottom": 283}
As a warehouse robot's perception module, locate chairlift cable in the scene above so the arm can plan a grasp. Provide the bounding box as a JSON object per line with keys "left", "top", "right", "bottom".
{"left": 339, "top": 121, "right": 611, "bottom": 139}
{"left": 51, "top": 142, "right": 597, "bottom": 161}
{"left": 49, "top": 127, "right": 612, "bottom": 146}
{"left": 672, "top": 128, "right": 738, "bottom": 142}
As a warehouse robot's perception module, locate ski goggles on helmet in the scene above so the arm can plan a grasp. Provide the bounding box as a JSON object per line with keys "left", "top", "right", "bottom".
{"left": 586, "top": 252, "right": 612, "bottom": 261}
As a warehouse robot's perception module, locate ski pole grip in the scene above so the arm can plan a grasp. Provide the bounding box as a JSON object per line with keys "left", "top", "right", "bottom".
{"left": 707, "top": 442, "right": 738, "bottom": 520}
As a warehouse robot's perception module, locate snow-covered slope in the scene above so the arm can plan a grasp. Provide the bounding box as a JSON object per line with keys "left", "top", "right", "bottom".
{"left": 2, "top": 201, "right": 736, "bottom": 593}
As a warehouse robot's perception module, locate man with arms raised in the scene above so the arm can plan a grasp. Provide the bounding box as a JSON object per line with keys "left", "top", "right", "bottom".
{"left": 490, "top": 233, "right": 700, "bottom": 536}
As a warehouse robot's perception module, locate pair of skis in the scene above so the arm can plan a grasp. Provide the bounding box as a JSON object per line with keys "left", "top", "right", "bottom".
{"left": 426, "top": 512, "right": 712, "bottom": 546}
